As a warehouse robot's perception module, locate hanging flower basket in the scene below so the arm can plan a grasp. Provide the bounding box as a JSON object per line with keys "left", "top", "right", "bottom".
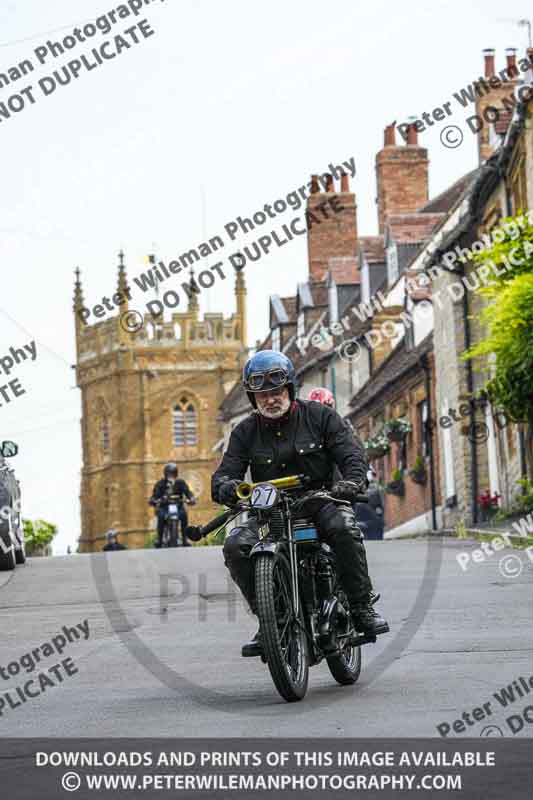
{"left": 366, "top": 445, "right": 389, "bottom": 460}
{"left": 385, "top": 479, "right": 405, "bottom": 497}
{"left": 384, "top": 417, "right": 412, "bottom": 443}
{"left": 408, "top": 455, "right": 427, "bottom": 485}
{"left": 364, "top": 430, "right": 390, "bottom": 460}
{"left": 409, "top": 469, "right": 427, "bottom": 486}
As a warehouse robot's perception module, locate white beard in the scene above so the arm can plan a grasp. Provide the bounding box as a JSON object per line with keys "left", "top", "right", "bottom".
{"left": 257, "top": 395, "right": 291, "bottom": 419}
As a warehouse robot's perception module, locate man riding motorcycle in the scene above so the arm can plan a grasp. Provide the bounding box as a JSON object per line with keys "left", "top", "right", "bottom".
{"left": 149, "top": 464, "right": 195, "bottom": 547}
{"left": 212, "top": 351, "right": 389, "bottom": 657}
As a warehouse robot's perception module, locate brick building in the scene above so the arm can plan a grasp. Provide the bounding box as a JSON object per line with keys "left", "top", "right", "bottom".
{"left": 218, "top": 46, "right": 533, "bottom": 536}
{"left": 405, "top": 48, "right": 533, "bottom": 527}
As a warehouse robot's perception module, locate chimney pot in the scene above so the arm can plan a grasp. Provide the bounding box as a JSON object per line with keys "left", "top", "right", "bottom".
{"left": 325, "top": 174, "right": 334, "bottom": 192}
{"left": 384, "top": 122, "right": 396, "bottom": 146}
{"left": 340, "top": 172, "right": 349, "bottom": 192}
{"left": 483, "top": 48, "right": 495, "bottom": 77}
{"left": 310, "top": 174, "right": 320, "bottom": 193}
{"left": 506, "top": 46, "right": 517, "bottom": 73}
{"left": 406, "top": 123, "right": 418, "bottom": 145}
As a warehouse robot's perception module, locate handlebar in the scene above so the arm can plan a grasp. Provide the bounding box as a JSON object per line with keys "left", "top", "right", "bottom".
{"left": 153, "top": 494, "right": 195, "bottom": 505}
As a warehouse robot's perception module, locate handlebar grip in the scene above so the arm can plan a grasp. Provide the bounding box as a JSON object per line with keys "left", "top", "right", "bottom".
{"left": 197, "top": 507, "right": 236, "bottom": 537}
{"left": 355, "top": 494, "right": 369, "bottom": 503}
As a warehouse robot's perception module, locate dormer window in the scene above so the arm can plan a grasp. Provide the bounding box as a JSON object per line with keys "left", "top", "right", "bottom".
{"left": 361, "top": 258, "right": 370, "bottom": 305}
{"left": 297, "top": 311, "right": 305, "bottom": 339}
{"left": 328, "top": 282, "right": 338, "bottom": 325}
{"left": 387, "top": 243, "right": 399, "bottom": 285}
{"left": 271, "top": 326, "right": 280, "bottom": 351}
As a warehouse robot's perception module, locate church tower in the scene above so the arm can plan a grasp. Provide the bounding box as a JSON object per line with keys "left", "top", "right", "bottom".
{"left": 74, "top": 253, "right": 247, "bottom": 552}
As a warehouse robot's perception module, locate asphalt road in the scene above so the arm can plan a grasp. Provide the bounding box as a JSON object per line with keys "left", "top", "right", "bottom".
{"left": 1, "top": 537, "right": 532, "bottom": 738}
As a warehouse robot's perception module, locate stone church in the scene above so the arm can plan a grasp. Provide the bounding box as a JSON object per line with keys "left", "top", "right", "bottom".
{"left": 73, "top": 254, "right": 247, "bottom": 552}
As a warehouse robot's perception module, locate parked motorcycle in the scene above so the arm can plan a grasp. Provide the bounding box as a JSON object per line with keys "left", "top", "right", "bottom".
{"left": 188, "top": 475, "right": 375, "bottom": 703}
{"left": 0, "top": 445, "right": 24, "bottom": 571}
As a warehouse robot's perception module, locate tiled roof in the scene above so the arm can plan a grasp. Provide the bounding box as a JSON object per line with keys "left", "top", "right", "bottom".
{"left": 347, "top": 333, "right": 433, "bottom": 417}
{"left": 309, "top": 282, "right": 329, "bottom": 306}
{"left": 359, "top": 236, "right": 385, "bottom": 263}
{"left": 219, "top": 379, "right": 249, "bottom": 419}
{"left": 418, "top": 169, "right": 479, "bottom": 214}
{"left": 282, "top": 296, "right": 297, "bottom": 321}
{"left": 387, "top": 213, "right": 445, "bottom": 244}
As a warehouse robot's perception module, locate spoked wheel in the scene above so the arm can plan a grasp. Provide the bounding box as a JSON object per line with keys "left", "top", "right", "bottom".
{"left": 254, "top": 552, "right": 309, "bottom": 702}
{"left": 168, "top": 520, "right": 178, "bottom": 547}
{"left": 326, "top": 593, "right": 361, "bottom": 685}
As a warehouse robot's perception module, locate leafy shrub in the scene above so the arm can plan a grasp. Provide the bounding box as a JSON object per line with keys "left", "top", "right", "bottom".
{"left": 23, "top": 519, "right": 57, "bottom": 555}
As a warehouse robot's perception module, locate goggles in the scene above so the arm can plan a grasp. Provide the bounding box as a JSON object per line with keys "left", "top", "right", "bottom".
{"left": 244, "top": 367, "right": 289, "bottom": 392}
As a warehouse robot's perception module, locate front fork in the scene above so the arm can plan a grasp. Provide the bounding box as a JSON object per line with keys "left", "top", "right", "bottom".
{"left": 286, "top": 506, "right": 300, "bottom": 619}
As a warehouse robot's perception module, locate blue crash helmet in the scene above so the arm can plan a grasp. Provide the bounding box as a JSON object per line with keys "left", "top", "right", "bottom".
{"left": 243, "top": 350, "right": 296, "bottom": 406}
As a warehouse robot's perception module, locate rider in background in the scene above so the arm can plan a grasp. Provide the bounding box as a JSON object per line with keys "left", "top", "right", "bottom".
{"left": 102, "top": 529, "right": 127, "bottom": 551}
{"left": 308, "top": 386, "right": 384, "bottom": 550}
{"left": 149, "top": 463, "right": 196, "bottom": 547}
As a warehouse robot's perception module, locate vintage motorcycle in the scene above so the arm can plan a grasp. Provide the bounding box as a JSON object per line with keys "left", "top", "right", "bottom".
{"left": 188, "top": 474, "right": 376, "bottom": 702}
{"left": 156, "top": 494, "right": 194, "bottom": 547}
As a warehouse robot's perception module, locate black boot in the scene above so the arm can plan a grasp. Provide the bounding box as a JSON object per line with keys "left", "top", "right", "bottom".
{"left": 241, "top": 629, "right": 263, "bottom": 658}
{"left": 350, "top": 603, "right": 389, "bottom": 637}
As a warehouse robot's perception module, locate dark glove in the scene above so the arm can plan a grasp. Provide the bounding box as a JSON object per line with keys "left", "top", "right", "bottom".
{"left": 185, "top": 525, "right": 203, "bottom": 542}
{"left": 331, "top": 479, "right": 365, "bottom": 503}
{"left": 217, "top": 479, "right": 241, "bottom": 507}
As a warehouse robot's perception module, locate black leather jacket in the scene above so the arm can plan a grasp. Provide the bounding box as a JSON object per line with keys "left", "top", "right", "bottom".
{"left": 150, "top": 478, "right": 193, "bottom": 507}
{"left": 212, "top": 399, "right": 367, "bottom": 501}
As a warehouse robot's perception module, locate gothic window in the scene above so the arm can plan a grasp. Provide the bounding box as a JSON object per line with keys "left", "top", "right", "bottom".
{"left": 100, "top": 413, "right": 111, "bottom": 456}
{"left": 173, "top": 397, "right": 198, "bottom": 446}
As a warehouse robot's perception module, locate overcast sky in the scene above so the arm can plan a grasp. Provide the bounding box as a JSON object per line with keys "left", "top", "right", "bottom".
{"left": 1, "top": 0, "right": 531, "bottom": 554}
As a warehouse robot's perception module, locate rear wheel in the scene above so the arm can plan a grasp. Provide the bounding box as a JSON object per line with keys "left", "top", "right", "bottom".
{"left": 326, "top": 596, "right": 361, "bottom": 685}
{"left": 254, "top": 552, "right": 308, "bottom": 702}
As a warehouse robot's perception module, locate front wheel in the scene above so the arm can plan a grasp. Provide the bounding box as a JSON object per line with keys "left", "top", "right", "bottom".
{"left": 254, "top": 552, "right": 308, "bottom": 702}
{"left": 167, "top": 519, "right": 178, "bottom": 547}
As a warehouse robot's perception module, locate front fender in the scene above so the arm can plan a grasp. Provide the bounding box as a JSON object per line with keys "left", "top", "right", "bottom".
{"left": 249, "top": 541, "right": 280, "bottom": 558}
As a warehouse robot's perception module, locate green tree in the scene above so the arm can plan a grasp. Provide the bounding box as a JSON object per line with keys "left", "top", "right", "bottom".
{"left": 464, "top": 271, "right": 533, "bottom": 476}
{"left": 23, "top": 519, "right": 58, "bottom": 556}
{"left": 471, "top": 212, "right": 533, "bottom": 284}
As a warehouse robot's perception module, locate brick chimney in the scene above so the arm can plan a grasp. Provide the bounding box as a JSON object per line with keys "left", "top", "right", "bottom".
{"left": 375, "top": 123, "right": 429, "bottom": 235}
{"left": 306, "top": 173, "right": 358, "bottom": 283}
{"left": 475, "top": 48, "right": 520, "bottom": 163}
